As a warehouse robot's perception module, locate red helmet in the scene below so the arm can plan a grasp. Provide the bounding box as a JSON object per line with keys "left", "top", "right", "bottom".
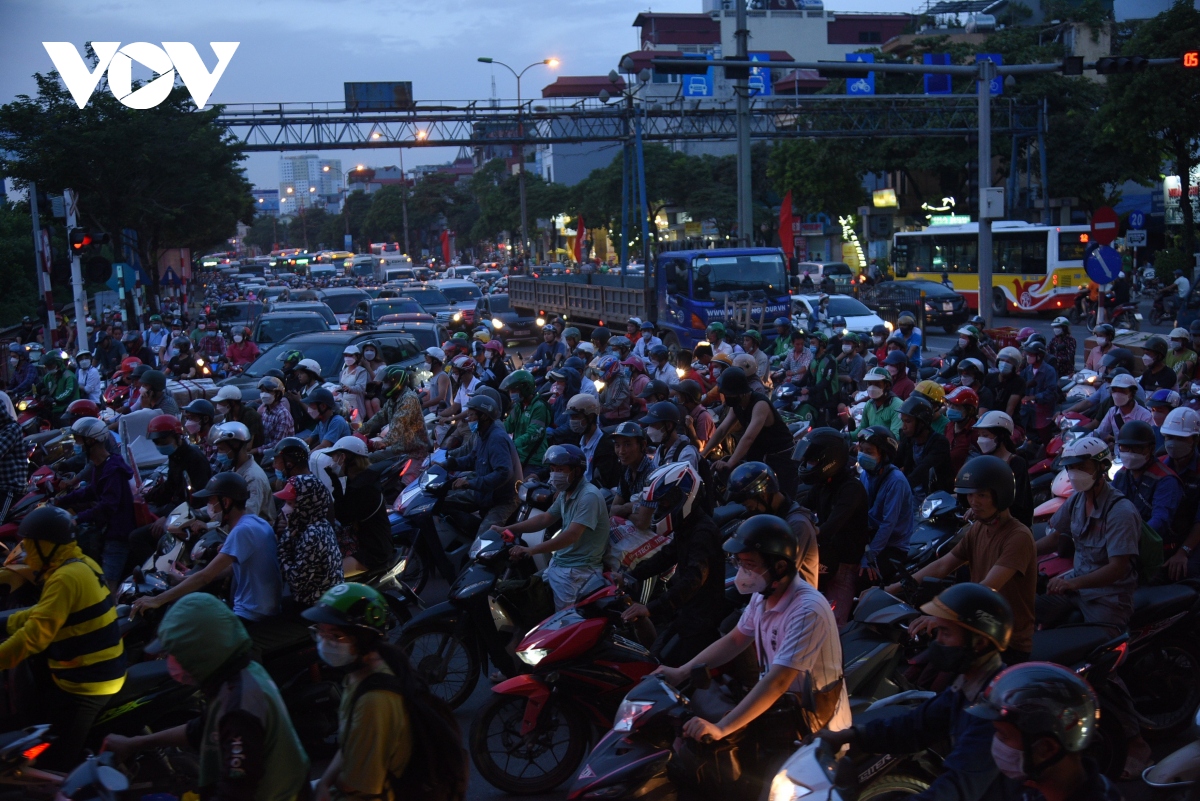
{"left": 66, "top": 399, "right": 98, "bottom": 419}
{"left": 147, "top": 414, "right": 184, "bottom": 441}
{"left": 117, "top": 356, "right": 142, "bottom": 376}
{"left": 484, "top": 340, "right": 504, "bottom": 354}
{"left": 946, "top": 386, "right": 980, "bottom": 407}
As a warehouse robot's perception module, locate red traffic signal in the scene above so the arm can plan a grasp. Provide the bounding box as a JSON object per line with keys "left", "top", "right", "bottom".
{"left": 1185, "top": 51, "right": 1200, "bottom": 69}
{"left": 68, "top": 229, "right": 110, "bottom": 252}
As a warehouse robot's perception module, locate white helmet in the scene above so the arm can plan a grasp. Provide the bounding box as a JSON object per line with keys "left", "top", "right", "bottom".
{"left": 997, "top": 346, "right": 1022, "bottom": 363}
{"left": 1161, "top": 406, "right": 1200, "bottom": 438}
{"left": 958, "top": 357, "right": 985, "bottom": 375}
{"left": 1060, "top": 435, "right": 1111, "bottom": 469}
{"left": 208, "top": 421, "right": 251, "bottom": 445}
{"left": 326, "top": 435, "right": 368, "bottom": 457}
{"left": 973, "top": 410, "right": 1014, "bottom": 435}
{"left": 566, "top": 393, "right": 601, "bottom": 416}
{"left": 213, "top": 385, "right": 243, "bottom": 403}
{"left": 296, "top": 358, "right": 323, "bottom": 376}
{"left": 1110, "top": 373, "right": 1139, "bottom": 390}
{"left": 1051, "top": 317, "right": 1070, "bottom": 328}
{"left": 1170, "top": 327, "right": 1191, "bottom": 342}
{"left": 71, "top": 417, "right": 109, "bottom": 442}
{"left": 642, "top": 462, "right": 701, "bottom": 533}
{"left": 425, "top": 346, "right": 446, "bottom": 363}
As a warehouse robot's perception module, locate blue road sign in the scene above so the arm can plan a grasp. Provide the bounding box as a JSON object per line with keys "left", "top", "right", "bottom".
{"left": 748, "top": 52, "right": 773, "bottom": 97}
{"left": 976, "top": 53, "right": 1004, "bottom": 96}
{"left": 682, "top": 53, "right": 714, "bottom": 98}
{"left": 1128, "top": 210, "right": 1146, "bottom": 230}
{"left": 1085, "top": 244, "right": 1122, "bottom": 285}
{"left": 924, "top": 53, "right": 952, "bottom": 95}
{"left": 846, "top": 53, "right": 875, "bottom": 96}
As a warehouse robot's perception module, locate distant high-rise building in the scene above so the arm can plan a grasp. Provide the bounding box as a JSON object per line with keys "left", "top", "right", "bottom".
{"left": 278, "top": 155, "right": 342, "bottom": 215}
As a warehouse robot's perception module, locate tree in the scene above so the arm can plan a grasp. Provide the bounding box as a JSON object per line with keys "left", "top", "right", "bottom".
{"left": 287, "top": 206, "right": 329, "bottom": 250}
{"left": 0, "top": 201, "right": 43, "bottom": 326}
{"left": 1102, "top": 0, "right": 1200, "bottom": 255}
{"left": 244, "top": 215, "right": 280, "bottom": 253}
{"left": 0, "top": 67, "right": 254, "bottom": 304}
{"left": 768, "top": 139, "right": 867, "bottom": 218}
{"left": 362, "top": 185, "right": 409, "bottom": 245}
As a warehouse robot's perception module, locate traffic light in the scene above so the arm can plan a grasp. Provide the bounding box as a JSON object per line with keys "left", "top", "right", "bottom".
{"left": 1185, "top": 51, "right": 1200, "bottom": 69}
{"left": 68, "top": 228, "right": 110, "bottom": 253}
{"left": 1095, "top": 56, "right": 1149, "bottom": 74}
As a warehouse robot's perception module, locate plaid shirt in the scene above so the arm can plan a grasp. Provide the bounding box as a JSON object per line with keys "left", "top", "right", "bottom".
{"left": 0, "top": 415, "right": 24, "bottom": 493}
{"left": 259, "top": 399, "right": 294, "bottom": 452}
{"left": 1047, "top": 333, "right": 1076, "bottom": 380}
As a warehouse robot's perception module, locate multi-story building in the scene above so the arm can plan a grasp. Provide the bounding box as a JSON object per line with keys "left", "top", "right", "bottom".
{"left": 278, "top": 155, "right": 343, "bottom": 215}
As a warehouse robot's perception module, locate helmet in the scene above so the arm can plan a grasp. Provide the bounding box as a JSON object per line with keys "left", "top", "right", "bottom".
{"left": 281, "top": 349, "right": 303, "bottom": 365}
{"left": 1099, "top": 347, "right": 1134, "bottom": 372}
{"left": 641, "top": 401, "right": 681, "bottom": 427}
{"left": 264, "top": 369, "right": 285, "bottom": 381}
{"left": 1170, "top": 327, "right": 1191, "bottom": 342}
{"left": 997, "top": 346, "right": 1022, "bottom": 365}
{"left": 1017, "top": 326, "right": 1036, "bottom": 341}
{"left": 863, "top": 366, "right": 892, "bottom": 386}
{"left": 381, "top": 365, "right": 412, "bottom": 397}
{"left": 945, "top": 386, "right": 979, "bottom": 408}
{"left": 1144, "top": 336, "right": 1169, "bottom": 358}
{"left": 626, "top": 317, "right": 642, "bottom": 329}
{"left": 1110, "top": 373, "right": 1138, "bottom": 390}
{"left": 712, "top": 353, "right": 734, "bottom": 368}
{"left": 897, "top": 311, "right": 916, "bottom": 326}
{"left": 183, "top": 398, "right": 216, "bottom": 419}
{"left": 256, "top": 376, "right": 284, "bottom": 395}
{"left": 641, "top": 320, "right": 656, "bottom": 331}
{"left": 727, "top": 462, "right": 779, "bottom": 503}
{"left": 500, "top": 370, "right": 536, "bottom": 396}
{"left": 1190, "top": 319, "right": 1200, "bottom": 338}
{"left": 643, "top": 463, "right": 701, "bottom": 529}
{"left": 1115, "top": 419, "right": 1156, "bottom": 449}
{"left": 958, "top": 357, "right": 985, "bottom": 376}
{"left": 858, "top": 424, "right": 899, "bottom": 461}
{"left": 562, "top": 327, "right": 581, "bottom": 341}
{"left": 1022, "top": 341, "right": 1046, "bottom": 357}
{"left": 465, "top": 394, "right": 499, "bottom": 419}
{"left": 591, "top": 328, "right": 612, "bottom": 343}
{"left": 674, "top": 379, "right": 703, "bottom": 405}
{"left": 883, "top": 350, "right": 907, "bottom": 367}
{"left": 425, "top": 346, "right": 446, "bottom": 364}
{"left": 773, "top": 317, "right": 790, "bottom": 328}
{"left": 808, "top": 331, "right": 828, "bottom": 346}
{"left": 899, "top": 395, "right": 935, "bottom": 427}
{"left": 1051, "top": 316, "right": 1070, "bottom": 328}
{"left": 741, "top": 329, "right": 761, "bottom": 344}
{"left": 213, "top": 385, "right": 243, "bottom": 403}
{"left": 914, "top": 380, "right": 945, "bottom": 406}
{"left": 42, "top": 353, "right": 62, "bottom": 370}
{"left": 1092, "top": 323, "right": 1115, "bottom": 340}
{"left": 71, "top": 417, "right": 109, "bottom": 442}
{"left": 303, "top": 388, "right": 337, "bottom": 409}
{"left": 967, "top": 663, "right": 1098, "bottom": 754}
{"left": 639, "top": 380, "right": 670, "bottom": 401}
{"left": 955, "top": 456, "right": 1016, "bottom": 512}
{"left": 544, "top": 444, "right": 586, "bottom": 468}
{"left": 302, "top": 583, "right": 389, "bottom": 635}
{"left": 649, "top": 344, "right": 669, "bottom": 360}
{"left": 296, "top": 358, "right": 323, "bottom": 377}
{"left": 871, "top": 324, "right": 889, "bottom": 337}
{"left": 732, "top": 353, "right": 759, "bottom": 375}
{"left": 920, "top": 582, "right": 1013, "bottom": 651}
{"left": 610, "top": 336, "right": 631, "bottom": 351}
{"left": 451, "top": 331, "right": 470, "bottom": 343}
{"left": 483, "top": 340, "right": 504, "bottom": 355}
{"left": 272, "top": 437, "right": 311, "bottom": 463}
{"left": 723, "top": 515, "right": 799, "bottom": 576}
{"left": 1162, "top": 407, "right": 1200, "bottom": 438}
{"left": 1148, "top": 388, "right": 1182, "bottom": 410}
{"left": 957, "top": 325, "right": 981, "bottom": 340}
{"left": 451, "top": 355, "right": 475, "bottom": 371}
{"left": 210, "top": 421, "right": 252, "bottom": 446}
{"left": 342, "top": 344, "right": 361, "bottom": 358}
{"left": 1060, "top": 435, "right": 1111, "bottom": 470}
{"left": 717, "top": 367, "right": 751, "bottom": 397}
{"left": 130, "top": 365, "right": 151, "bottom": 382}
{"left": 192, "top": 472, "right": 250, "bottom": 502}
{"left": 66, "top": 399, "right": 98, "bottom": 419}
{"left": 974, "top": 410, "right": 1015, "bottom": 437}
{"left": 147, "top": 415, "right": 184, "bottom": 441}
{"left": 327, "top": 436, "right": 368, "bottom": 457}
{"left": 19, "top": 505, "right": 75, "bottom": 544}
{"left": 566, "top": 393, "right": 600, "bottom": 416}
{"left": 611, "top": 421, "right": 645, "bottom": 441}
{"left": 706, "top": 322, "right": 726, "bottom": 336}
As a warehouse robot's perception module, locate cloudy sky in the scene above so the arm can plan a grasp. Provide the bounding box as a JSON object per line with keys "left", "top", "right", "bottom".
{"left": 1, "top": 0, "right": 1181, "bottom": 191}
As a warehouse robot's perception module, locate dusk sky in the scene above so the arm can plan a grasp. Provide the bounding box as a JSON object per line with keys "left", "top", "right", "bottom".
{"left": 1, "top": 0, "right": 1180, "bottom": 191}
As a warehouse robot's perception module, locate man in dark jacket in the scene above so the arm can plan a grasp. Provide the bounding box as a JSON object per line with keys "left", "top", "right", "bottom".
{"left": 442, "top": 393, "right": 517, "bottom": 539}
{"left": 896, "top": 395, "right": 953, "bottom": 500}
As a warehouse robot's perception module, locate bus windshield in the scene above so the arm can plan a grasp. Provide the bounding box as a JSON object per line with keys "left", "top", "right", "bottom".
{"left": 693, "top": 253, "right": 787, "bottom": 293}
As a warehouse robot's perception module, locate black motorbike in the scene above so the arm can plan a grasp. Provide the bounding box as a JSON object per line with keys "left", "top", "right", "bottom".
{"left": 904, "top": 491, "right": 967, "bottom": 575}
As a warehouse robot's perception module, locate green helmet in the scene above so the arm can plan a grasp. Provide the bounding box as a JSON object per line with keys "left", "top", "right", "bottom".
{"left": 382, "top": 365, "right": 411, "bottom": 397}
{"left": 42, "top": 353, "right": 62, "bottom": 369}
{"left": 864, "top": 366, "right": 892, "bottom": 385}
{"left": 301, "top": 583, "right": 389, "bottom": 635}
{"left": 808, "top": 330, "right": 829, "bottom": 345}
{"left": 742, "top": 328, "right": 761, "bottom": 343}
{"left": 706, "top": 322, "right": 726, "bottom": 336}
{"left": 452, "top": 331, "right": 470, "bottom": 342}
{"left": 500, "top": 369, "right": 536, "bottom": 396}
{"left": 282, "top": 349, "right": 303, "bottom": 365}
{"left": 562, "top": 327, "right": 581, "bottom": 341}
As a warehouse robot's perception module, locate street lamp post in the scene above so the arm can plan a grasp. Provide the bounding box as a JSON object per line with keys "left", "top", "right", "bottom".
{"left": 478, "top": 56, "right": 559, "bottom": 265}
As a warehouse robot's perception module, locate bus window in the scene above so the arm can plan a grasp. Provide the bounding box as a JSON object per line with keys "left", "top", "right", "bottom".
{"left": 994, "top": 232, "right": 1047, "bottom": 275}
{"left": 1058, "top": 233, "right": 1088, "bottom": 263}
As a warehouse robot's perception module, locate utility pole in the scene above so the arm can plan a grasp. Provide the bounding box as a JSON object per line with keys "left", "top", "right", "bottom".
{"left": 64, "top": 189, "right": 90, "bottom": 353}
{"left": 977, "top": 58, "right": 995, "bottom": 329}
{"left": 399, "top": 148, "right": 411, "bottom": 256}
{"left": 734, "top": 0, "right": 753, "bottom": 248}
{"left": 28, "top": 183, "right": 55, "bottom": 350}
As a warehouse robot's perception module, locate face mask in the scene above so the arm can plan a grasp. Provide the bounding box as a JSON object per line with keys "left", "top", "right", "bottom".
{"left": 872, "top": 336, "right": 883, "bottom": 345}
{"left": 1119, "top": 450, "right": 1148, "bottom": 470}
{"left": 926, "top": 641, "right": 977, "bottom": 674}
{"left": 216, "top": 453, "right": 232, "bottom": 469}
{"left": 167, "top": 655, "right": 197, "bottom": 686}
{"left": 1165, "top": 439, "right": 1194, "bottom": 461}
{"left": 508, "top": 392, "right": 522, "bottom": 407}
{"left": 958, "top": 337, "right": 969, "bottom": 348}
{"left": 1053, "top": 327, "right": 1064, "bottom": 337}
{"left": 1111, "top": 390, "right": 1131, "bottom": 407}
{"left": 233, "top": 335, "right": 244, "bottom": 344}
{"left": 307, "top": 406, "right": 322, "bottom": 419}
{"left": 977, "top": 435, "right": 997, "bottom": 454}
{"left": 156, "top": 444, "right": 176, "bottom": 457}
{"left": 841, "top": 344, "right": 853, "bottom": 354}
{"left": 73, "top": 443, "right": 84, "bottom": 456}
{"left": 886, "top": 366, "right": 899, "bottom": 378}
{"left": 275, "top": 468, "right": 287, "bottom": 482}
{"left": 569, "top": 417, "right": 586, "bottom": 434}
{"left": 78, "top": 359, "right": 90, "bottom": 370}
{"left": 857, "top": 452, "right": 878, "bottom": 472}
{"left": 646, "top": 426, "right": 665, "bottom": 444}
{"left": 7, "top": 358, "right": 15, "bottom": 368}
{"left": 215, "top": 403, "right": 230, "bottom": 416}
{"left": 1143, "top": 354, "right": 1155, "bottom": 367}
{"left": 548, "top": 471, "right": 572, "bottom": 492}
{"left": 468, "top": 421, "right": 479, "bottom": 433}
{"left": 808, "top": 346, "right": 817, "bottom": 355}
{"left": 363, "top": 350, "right": 375, "bottom": 360}
{"left": 1067, "top": 468, "right": 1096, "bottom": 493}
{"left": 172, "top": 331, "right": 181, "bottom": 339}
{"left": 183, "top": 419, "right": 202, "bottom": 436}
{"left": 990, "top": 737, "right": 1028, "bottom": 781}
{"left": 259, "top": 392, "right": 275, "bottom": 406}
{"left": 866, "top": 385, "right": 884, "bottom": 399}
{"left": 330, "top": 460, "right": 345, "bottom": 476}
{"left": 345, "top": 356, "right": 357, "bottom": 367}
{"left": 207, "top": 502, "right": 223, "bottom": 524}
{"left": 999, "top": 362, "right": 1013, "bottom": 375}
{"left": 734, "top": 565, "right": 769, "bottom": 595}
{"left": 947, "top": 408, "right": 965, "bottom": 422}
{"left": 1173, "top": 340, "right": 1185, "bottom": 351}
{"left": 316, "top": 638, "right": 357, "bottom": 667}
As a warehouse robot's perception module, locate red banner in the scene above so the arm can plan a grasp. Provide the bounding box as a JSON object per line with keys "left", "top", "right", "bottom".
{"left": 440, "top": 230, "right": 453, "bottom": 265}
{"left": 574, "top": 216, "right": 585, "bottom": 262}
{"left": 779, "top": 191, "right": 795, "bottom": 257}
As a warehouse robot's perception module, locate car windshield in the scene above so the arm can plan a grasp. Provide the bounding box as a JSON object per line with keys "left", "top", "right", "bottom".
{"left": 375, "top": 325, "right": 439, "bottom": 350}
{"left": 404, "top": 289, "right": 451, "bottom": 308}
{"left": 488, "top": 295, "right": 511, "bottom": 312}
{"left": 321, "top": 291, "right": 370, "bottom": 314}
{"left": 243, "top": 341, "right": 355, "bottom": 380}
{"left": 439, "top": 285, "right": 481, "bottom": 303}
{"left": 254, "top": 315, "right": 328, "bottom": 343}
{"left": 371, "top": 300, "right": 424, "bottom": 318}
{"left": 275, "top": 303, "right": 336, "bottom": 326}
{"left": 216, "top": 302, "right": 263, "bottom": 322}
{"left": 826, "top": 297, "right": 872, "bottom": 317}
{"left": 693, "top": 254, "right": 787, "bottom": 293}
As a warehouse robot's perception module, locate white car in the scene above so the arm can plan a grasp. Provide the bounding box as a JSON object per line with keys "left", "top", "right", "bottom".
{"left": 791, "top": 294, "right": 888, "bottom": 338}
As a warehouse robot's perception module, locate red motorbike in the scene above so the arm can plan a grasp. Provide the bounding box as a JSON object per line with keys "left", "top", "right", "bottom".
{"left": 14, "top": 395, "right": 51, "bottom": 435}
{"left": 468, "top": 577, "right": 658, "bottom": 795}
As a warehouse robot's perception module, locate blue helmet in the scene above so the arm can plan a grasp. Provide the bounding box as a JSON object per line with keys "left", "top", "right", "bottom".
{"left": 544, "top": 444, "right": 586, "bottom": 468}
{"left": 884, "top": 350, "right": 908, "bottom": 367}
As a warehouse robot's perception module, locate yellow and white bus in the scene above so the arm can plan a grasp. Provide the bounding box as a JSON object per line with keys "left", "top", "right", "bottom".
{"left": 892, "top": 221, "right": 1092, "bottom": 316}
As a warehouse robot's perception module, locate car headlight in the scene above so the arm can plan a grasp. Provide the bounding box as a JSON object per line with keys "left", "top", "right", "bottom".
{"left": 517, "top": 647, "right": 550, "bottom": 666}
{"left": 491, "top": 318, "right": 504, "bottom": 330}
{"left": 768, "top": 772, "right": 812, "bottom": 801}
{"left": 453, "top": 312, "right": 463, "bottom": 322}
{"left": 536, "top": 317, "right": 546, "bottom": 327}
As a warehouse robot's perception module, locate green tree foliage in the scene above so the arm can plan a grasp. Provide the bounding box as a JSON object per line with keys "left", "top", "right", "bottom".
{"left": 769, "top": 139, "right": 867, "bottom": 218}
{"left": 0, "top": 201, "right": 43, "bottom": 325}
{"left": 362, "top": 185, "right": 410, "bottom": 245}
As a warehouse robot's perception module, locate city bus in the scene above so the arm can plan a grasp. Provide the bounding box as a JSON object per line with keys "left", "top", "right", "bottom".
{"left": 891, "top": 221, "right": 1091, "bottom": 316}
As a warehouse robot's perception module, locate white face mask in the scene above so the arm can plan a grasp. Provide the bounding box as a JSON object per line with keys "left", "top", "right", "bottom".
{"left": 977, "top": 435, "right": 997, "bottom": 454}
{"left": 206, "top": 502, "right": 223, "bottom": 524}
{"left": 1111, "top": 390, "right": 1131, "bottom": 408}
{"left": 734, "top": 565, "right": 769, "bottom": 595}
{"left": 307, "top": 406, "right": 322, "bottom": 419}
{"left": 345, "top": 356, "right": 357, "bottom": 367}
{"left": 215, "top": 403, "right": 230, "bottom": 416}
{"left": 1067, "top": 468, "right": 1096, "bottom": 493}
{"left": 259, "top": 392, "right": 275, "bottom": 406}
{"left": 1173, "top": 339, "right": 1186, "bottom": 351}
{"left": 990, "top": 737, "right": 1027, "bottom": 781}
{"left": 1119, "top": 450, "right": 1148, "bottom": 470}
{"left": 866, "top": 384, "right": 884, "bottom": 399}
{"left": 872, "top": 336, "right": 883, "bottom": 345}
{"left": 958, "top": 337, "right": 969, "bottom": 348}
{"left": 841, "top": 344, "right": 853, "bottom": 354}
{"left": 233, "top": 335, "right": 244, "bottom": 343}
{"left": 363, "top": 350, "right": 375, "bottom": 360}
{"left": 646, "top": 426, "right": 665, "bottom": 444}
{"left": 1143, "top": 354, "right": 1155, "bottom": 367}
{"left": 6, "top": 358, "right": 15, "bottom": 368}
{"left": 999, "top": 361, "right": 1013, "bottom": 375}
{"left": 316, "top": 638, "right": 357, "bottom": 667}
{"left": 78, "top": 359, "right": 91, "bottom": 369}
{"left": 281, "top": 503, "right": 295, "bottom": 517}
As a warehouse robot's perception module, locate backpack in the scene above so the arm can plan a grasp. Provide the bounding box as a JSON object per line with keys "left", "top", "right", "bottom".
{"left": 1072, "top": 490, "right": 1164, "bottom": 587}
{"left": 666, "top": 438, "right": 716, "bottom": 515}
{"left": 347, "top": 671, "right": 468, "bottom": 801}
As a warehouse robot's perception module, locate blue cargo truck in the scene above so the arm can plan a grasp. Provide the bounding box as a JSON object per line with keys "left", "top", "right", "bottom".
{"left": 507, "top": 248, "right": 790, "bottom": 350}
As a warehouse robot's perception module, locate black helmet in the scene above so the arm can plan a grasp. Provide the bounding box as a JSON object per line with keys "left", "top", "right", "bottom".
{"left": 723, "top": 515, "right": 798, "bottom": 579}
{"left": 1144, "top": 336, "right": 1169, "bottom": 359}
{"left": 919, "top": 582, "right": 1013, "bottom": 652}
{"left": 303, "top": 387, "right": 337, "bottom": 408}
{"left": 967, "top": 663, "right": 1099, "bottom": 755}
{"left": 870, "top": 324, "right": 888, "bottom": 337}
{"left": 717, "top": 366, "right": 751, "bottom": 397}
{"left": 641, "top": 401, "right": 680, "bottom": 427}
{"left": 272, "top": 436, "right": 310, "bottom": 463}
{"left": 591, "top": 327, "right": 612, "bottom": 343}
{"left": 899, "top": 395, "right": 935, "bottom": 427}
{"left": 183, "top": 398, "right": 215, "bottom": 419}
{"left": 140, "top": 370, "right": 167, "bottom": 392}
{"left": 1093, "top": 323, "right": 1115, "bottom": 340}
{"left": 192, "top": 472, "right": 250, "bottom": 502}
{"left": 727, "top": 462, "right": 779, "bottom": 504}
{"left": 465, "top": 394, "right": 499, "bottom": 420}
{"left": 1099, "top": 347, "right": 1133, "bottom": 373}
{"left": 955, "top": 455, "right": 1015, "bottom": 512}
{"left": 674, "top": 379, "right": 703, "bottom": 405}
{"left": 792, "top": 427, "right": 850, "bottom": 484}
{"left": 857, "top": 424, "right": 899, "bottom": 462}
{"left": 1116, "top": 418, "right": 1156, "bottom": 449}
{"left": 1022, "top": 341, "right": 1046, "bottom": 357}
{"left": 472, "top": 386, "right": 504, "bottom": 418}
{"left": 19, "top": 506, "right": 75, "bottom": 544}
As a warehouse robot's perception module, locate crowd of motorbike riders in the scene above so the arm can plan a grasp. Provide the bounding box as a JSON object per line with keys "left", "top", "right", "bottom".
{"left": 5, "top": 277, "right": 1200, "bottom": 801}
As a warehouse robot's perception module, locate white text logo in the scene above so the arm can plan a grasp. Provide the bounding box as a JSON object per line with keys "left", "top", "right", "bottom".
{"left": 42, "top": 42, "right": 239, "bottom": 109}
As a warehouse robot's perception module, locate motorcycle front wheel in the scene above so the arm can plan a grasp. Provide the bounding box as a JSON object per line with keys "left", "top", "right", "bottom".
{"left": 857, "top": 774, "right": 931, "bottom": 799}
{"left": 1122, "top": 642, "right": 1200, "bottom": 737}
{"left": 470, "top": 693, "right": 590, "bottom": 795}
{"left": 397, "top": 622, "right": 479, "bottom": 709}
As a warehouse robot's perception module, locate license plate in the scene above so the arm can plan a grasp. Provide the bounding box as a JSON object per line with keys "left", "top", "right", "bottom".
{"left": 942, "top": 302, "right": 953, "bottom": 311}
{"left": 513, "top": 330, "right": 530, "bottom": 337}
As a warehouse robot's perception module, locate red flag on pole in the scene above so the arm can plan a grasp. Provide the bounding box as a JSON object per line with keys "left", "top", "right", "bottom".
{"left": 779, "top": 190, "right": 795, "bottom": 258}
{"left": 440, "top": 230, "right": 452, "bottom": 265}
{"left": 574, "top": 216, "right": 585, "bottom": 262}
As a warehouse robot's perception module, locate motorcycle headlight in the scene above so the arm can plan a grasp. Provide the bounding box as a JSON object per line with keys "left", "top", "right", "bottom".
{"left": 491, "top": 318, "right": 504, "bottom": 330}
{"left": 768, "top": 772, "right": 813, "bottom": 801}
{"left": 17, "top": 401, "right": 27, "bottom": 412}
{"left": 612, "top": 700, "right": 654, "bottom": 732}
{"left": 920, "top": 498, "right": 939, "bottom": 520}
{"left": 517, "top": 647, "right": 550, "bottom": 666}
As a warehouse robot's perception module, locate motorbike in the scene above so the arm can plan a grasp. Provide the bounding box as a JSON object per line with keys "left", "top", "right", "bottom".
{"left": 1060, "top": 369, "right": 1101, "bottom": 405}
{"left": 903, "top": 491, "right": 965, "bottom": 575}
{"left": 0, "top": 725, "right": 60, "bottom": 800}
{"left": 1116, "top": 582, "right": 1200, "bottom": 737}
{"left": 471, "top": 576, "right": 657, "bottom": 795}
{"left": 1152, "top": 287, "right": 1180, "bottom": 326}
{"left": 839, "top": 587, "right": 924, "bottom": 716}
{"left": 14, "top": 396, "right": 51, "bottom": 435}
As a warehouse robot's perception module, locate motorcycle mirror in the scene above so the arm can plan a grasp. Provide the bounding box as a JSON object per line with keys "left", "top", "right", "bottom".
{"left": 689, "top": 664, "right": 711, "bottom": 691}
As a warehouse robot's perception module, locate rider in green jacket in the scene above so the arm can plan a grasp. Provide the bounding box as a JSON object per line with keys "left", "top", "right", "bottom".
{"left": 502, "top": 370, "right": 553, "bottom": 474}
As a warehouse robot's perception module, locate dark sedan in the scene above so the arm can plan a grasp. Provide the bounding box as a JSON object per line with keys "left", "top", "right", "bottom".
{"left": 474, "top": 293, "right": 544, "bottom": 345}
{"left": 864, "top": 279, "right": 970, "bottom": 334}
